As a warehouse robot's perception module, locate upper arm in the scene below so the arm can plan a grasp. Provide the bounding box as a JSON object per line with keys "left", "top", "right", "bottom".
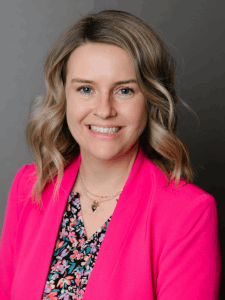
{"left": 156, "top": 194, "right": 221, "bottom": 300}
{"left": 0, "top": 165, "right": 29, "bottom": 299}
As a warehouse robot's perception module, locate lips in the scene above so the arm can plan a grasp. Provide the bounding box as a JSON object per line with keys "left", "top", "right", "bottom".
{"left": 86, "top": 125, "right": 124, "bottom": 138}
{"left": 87, "top": 126, "right": 123, "bottom": 133}
{"left": 87, "top": 125, "right": 122, "bottom": 134}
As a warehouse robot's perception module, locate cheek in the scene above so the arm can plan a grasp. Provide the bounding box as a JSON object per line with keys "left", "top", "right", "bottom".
{"left": 66, "top": 98, "right": 88, "bottom": 133}
{"left": 66, "top": 111, "right": 73, "bottom": 134}
{"left": 128, "top": 101, "right": 148, "bottom": 128}
{"left": 66, "top": 100, "right": 77, "bottom": 129}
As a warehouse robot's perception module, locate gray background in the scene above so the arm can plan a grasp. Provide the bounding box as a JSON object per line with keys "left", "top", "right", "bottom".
{"left": 0, "top": 0, "right": 224, "bottom": 297}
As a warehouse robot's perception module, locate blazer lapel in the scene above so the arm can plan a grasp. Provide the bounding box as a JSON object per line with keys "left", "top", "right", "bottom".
{"left": 22, "top": 145, "right": 149, "bottom": 300}
{"left": 83, "top": 145, "right": 151, "bottom": 300}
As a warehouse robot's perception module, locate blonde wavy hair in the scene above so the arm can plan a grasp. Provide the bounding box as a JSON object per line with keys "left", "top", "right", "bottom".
{"left": 26, "top": 9, "right": 194, "bottom": 209}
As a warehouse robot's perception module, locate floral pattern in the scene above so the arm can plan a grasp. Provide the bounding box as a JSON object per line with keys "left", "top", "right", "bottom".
{"left": 42, "top": 192, "right": 111, "bottom": 300}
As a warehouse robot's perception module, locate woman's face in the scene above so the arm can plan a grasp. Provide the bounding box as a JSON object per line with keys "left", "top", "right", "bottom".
{"left": 65, "top": 42, "right": 148, "bottom": 161}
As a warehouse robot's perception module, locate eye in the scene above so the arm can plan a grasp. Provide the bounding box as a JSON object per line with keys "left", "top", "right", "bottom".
{"left": 118, "top": 87, "right": 134, "bottom": 95}
{"left": 77, "top": 86, "right": 93, "bottom": 94}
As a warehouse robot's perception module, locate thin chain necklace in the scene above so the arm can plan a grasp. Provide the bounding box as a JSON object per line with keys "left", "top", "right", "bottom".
{"left": 79, "top": 176, "right": 123, "bottom": 212}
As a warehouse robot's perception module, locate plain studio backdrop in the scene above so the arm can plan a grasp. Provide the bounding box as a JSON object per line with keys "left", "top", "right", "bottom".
{"left": 0, "top": 0, "right": 224, "bottom": 298}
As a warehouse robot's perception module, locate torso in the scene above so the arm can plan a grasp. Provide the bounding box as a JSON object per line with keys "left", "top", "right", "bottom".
{"left": 71, "top": 172, "right": 118, "bottom": 240}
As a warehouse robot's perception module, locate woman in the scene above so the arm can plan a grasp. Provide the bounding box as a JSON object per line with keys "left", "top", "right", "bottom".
{"left": 0, "top": 9, "right": 221, "bottom": 300}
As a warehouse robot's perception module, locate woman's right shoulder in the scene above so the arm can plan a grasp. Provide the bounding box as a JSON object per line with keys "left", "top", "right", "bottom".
{"left": 10, "top": 163, "right": 37, "bottom": 200}
{"left": 13, "top": 162, "right": 36, "bottom": 183}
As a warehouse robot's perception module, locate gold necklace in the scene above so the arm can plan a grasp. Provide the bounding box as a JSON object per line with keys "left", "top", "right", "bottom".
{"left": 79, "top": 177, "right": 123, "bottom": 212}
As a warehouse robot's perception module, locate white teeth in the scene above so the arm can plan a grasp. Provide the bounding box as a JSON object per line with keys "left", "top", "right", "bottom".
{"left": 90, "top": 126, "right": 121, "bottom": 134}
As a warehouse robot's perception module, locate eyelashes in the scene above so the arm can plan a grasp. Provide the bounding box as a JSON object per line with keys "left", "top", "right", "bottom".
{"left": 76, "top": 85, "right": 134, "bottom": 96}
{"left": 118, "top": 87, "right": 135, "bottom": 95}
{"left": 77, "top": 86, "right": 92, "bottom": 94}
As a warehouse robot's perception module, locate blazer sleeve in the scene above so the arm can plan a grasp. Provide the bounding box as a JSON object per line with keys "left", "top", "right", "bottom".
{"left": 156, "top": 194, "right": 221, "bottom": 300}
{"left": 0, "top": 165, "right": 29, "bottom": 299}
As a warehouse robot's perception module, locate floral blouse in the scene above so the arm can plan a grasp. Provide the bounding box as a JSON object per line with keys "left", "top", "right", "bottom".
{"left": 42, "top": 192, "right": 112, "bottom": 300}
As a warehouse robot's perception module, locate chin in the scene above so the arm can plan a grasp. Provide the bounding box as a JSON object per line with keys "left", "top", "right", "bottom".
{"left": 86, "top": 146, "right": 123, "bottom": 160}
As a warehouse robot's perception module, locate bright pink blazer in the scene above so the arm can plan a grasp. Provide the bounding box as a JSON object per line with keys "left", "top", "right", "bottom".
{"left": 0, "top": 146, "right": 221, "bottom": 299}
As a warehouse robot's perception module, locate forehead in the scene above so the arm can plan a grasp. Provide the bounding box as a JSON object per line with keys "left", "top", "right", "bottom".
{"left": 66, "top": 43, "right": 136, "bottom": 80}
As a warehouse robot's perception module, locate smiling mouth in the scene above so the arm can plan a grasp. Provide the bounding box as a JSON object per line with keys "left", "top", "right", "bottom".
{"left": 88, "top": 125, "right": 122, "bottom": 134}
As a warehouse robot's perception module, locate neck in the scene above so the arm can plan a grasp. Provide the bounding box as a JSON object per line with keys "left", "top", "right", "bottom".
{"left": 78, "top": 143, "right": 140, "bottom": 196}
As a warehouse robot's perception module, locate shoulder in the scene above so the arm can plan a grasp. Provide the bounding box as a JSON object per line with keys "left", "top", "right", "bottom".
{"left": 8, "top": 163, "right": 37, "bottom": 208}
{"left": 11, "top": 163, "right": 37, "bottom": 192}
{"left": 144, "top": 160, "right": 218, "bottom": 247}
{"left": 146, "top": 156, "right": 212, "bottom": 196}
{"left": 144, "top": 157, "right": 216, "bottom": 217}
{"left": 12, "top": 162, "right": 36, "bottom": 180}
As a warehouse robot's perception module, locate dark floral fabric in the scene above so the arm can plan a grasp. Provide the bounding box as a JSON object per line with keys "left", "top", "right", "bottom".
{"left": 42, "top": 192, "right": 111, "bottom": 300}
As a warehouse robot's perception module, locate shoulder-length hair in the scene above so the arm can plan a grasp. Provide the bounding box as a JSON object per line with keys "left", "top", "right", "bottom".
{"left": 26, "top": 9, "right": 194, "bottom": 209}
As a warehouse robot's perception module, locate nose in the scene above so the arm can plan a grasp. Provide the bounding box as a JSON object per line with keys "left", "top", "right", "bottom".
{"left": 93, "top": 91, "right": 117, "bottom": 119}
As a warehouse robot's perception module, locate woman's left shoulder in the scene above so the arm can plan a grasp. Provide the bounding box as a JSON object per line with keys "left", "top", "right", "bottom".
{"left": 148, "top": 160, "right": 216, "bottom": 209}
{"left": 147, "top": 163, "right": 219, "bottom": 243}
{"left": 169, "top": 180, "right": 214, "bottom": 202}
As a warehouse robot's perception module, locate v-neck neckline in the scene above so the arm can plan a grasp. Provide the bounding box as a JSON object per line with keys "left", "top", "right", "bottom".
{"left": 70, "top": 192, "right": 112, "bottom": 243}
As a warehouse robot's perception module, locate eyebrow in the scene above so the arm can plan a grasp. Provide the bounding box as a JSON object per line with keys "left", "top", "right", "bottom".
{"left": 71, "top": 78, "right": 137, "bottom": 85}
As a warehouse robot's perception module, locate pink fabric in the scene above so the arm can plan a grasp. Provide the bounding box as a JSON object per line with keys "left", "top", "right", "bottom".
{"left": 0, "top": 146, "right": 221, "bottom": 299}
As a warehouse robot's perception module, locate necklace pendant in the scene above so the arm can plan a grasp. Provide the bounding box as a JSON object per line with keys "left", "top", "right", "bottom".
{"left": 92, "top": 201, "right": 99, "bottom": 212}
